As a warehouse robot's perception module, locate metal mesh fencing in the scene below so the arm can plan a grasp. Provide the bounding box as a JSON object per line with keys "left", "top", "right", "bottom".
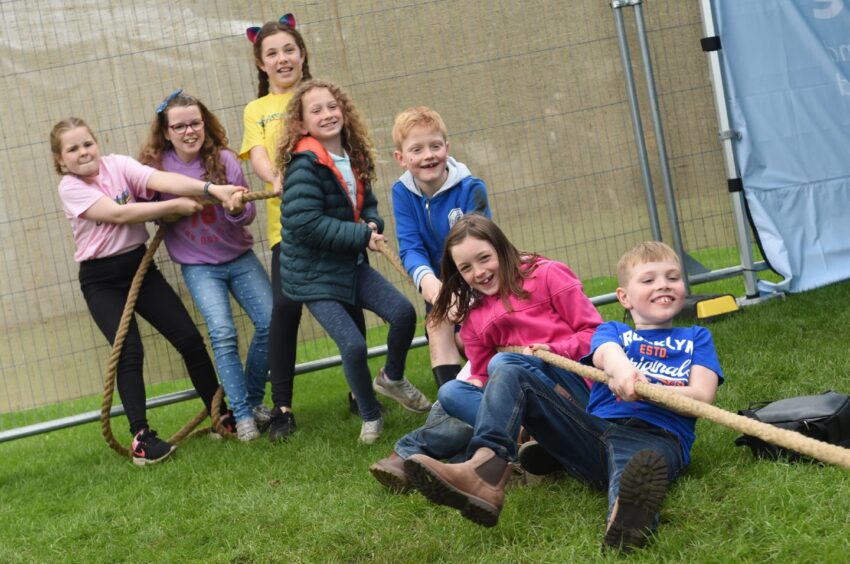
{"left": 0, "top": 0, "right": 738, "bottom": 426}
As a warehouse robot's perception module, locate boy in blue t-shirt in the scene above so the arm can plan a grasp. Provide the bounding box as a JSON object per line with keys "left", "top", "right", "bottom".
{"left": 403, "top": 241, "right": 723, "bottom": 553}
{"left": 390, "top": 106, "right": 490, "bottom": 388}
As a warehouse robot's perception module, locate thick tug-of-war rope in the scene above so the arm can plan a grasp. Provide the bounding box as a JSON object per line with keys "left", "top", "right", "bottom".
{"left": 368, "top": 242, "right": 850, "bottom": 470}
{"left": 498, "top": 347, "right": 850, "bottom": 471}
{"left": 101, "top": 191, "right": 277, "bottom": 456}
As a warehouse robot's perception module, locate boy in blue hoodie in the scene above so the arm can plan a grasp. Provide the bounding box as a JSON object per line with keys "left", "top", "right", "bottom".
{"left": 391, "top": 106, "right": 491, "bottom": 388}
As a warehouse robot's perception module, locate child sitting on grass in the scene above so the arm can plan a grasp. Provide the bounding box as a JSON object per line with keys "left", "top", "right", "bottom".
{"left": 370, "top": 215, "right": 600, "bottom": 490}
{"left": 404, "top": 241, "right": 723, "bottom": 554}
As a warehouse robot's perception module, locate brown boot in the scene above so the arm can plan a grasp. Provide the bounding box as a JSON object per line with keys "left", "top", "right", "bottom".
{"left": 404, "top": 447, "right": 512, "bottom": 527}
{"left": 369, "top": 452, "right": 411, "bottom": 493}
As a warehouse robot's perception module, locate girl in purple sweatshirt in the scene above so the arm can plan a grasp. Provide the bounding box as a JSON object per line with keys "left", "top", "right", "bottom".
{"left": 140, "top": 90, "right": 272, "bottom": 442}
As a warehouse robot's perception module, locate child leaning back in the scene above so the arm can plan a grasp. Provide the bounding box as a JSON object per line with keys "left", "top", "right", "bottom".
{"left": 275, "top": 80, "right": 431, "bottom": 443}
{"left": 51, "top": 117, "right": 244, "bottom": 465}
{"left": 391, "top": 106, "right": 490, "bottom": 389}
{"left": 404, "top": 241, "right": 724, "bottom": 554}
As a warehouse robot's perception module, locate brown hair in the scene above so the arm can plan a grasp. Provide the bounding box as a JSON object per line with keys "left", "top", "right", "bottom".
{"left": 49, "top": 117, "right": 97, "bottom": 176}
{"left": 616, "top": 241, "right": 681, "bottom": 287}
{"left": 252, "top": 22, "right": 311, "bottom": 98}
{"left": 138, "top": 92, "right": 232, "bottom": 184}
{"left": 276, "top": 80, "right": 376, "bottom": 184}
{"left": 428, "top": 215, "right": 538, "bottom": 325}
{"left": 391, "top": 106, "right": 448, "bottom": 151}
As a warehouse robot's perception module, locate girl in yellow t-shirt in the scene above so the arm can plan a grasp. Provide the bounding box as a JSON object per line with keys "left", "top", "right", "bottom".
{"left": 239, "top": 14, "right": 366, "bottom": 441}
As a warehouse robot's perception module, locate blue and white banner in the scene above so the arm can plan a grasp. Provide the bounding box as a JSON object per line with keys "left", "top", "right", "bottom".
{"left": 714, "top": 0, "right": 850, "bottom": 293}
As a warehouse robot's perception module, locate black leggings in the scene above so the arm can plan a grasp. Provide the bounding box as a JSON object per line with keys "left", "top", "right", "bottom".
{"left": 268, "top": 244, "right": 365, "bottom": 408}
{"left": 79, "top": 245, "right": 220, "bottom": 435}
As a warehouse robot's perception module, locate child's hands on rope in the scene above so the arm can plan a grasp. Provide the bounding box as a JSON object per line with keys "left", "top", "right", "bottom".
{"left": 606, "top": 363, "right": 649, "bottom": 402}
{"left": 522, "top": 343, "right": 551, "bottom": 356}
{"left": 208, "top": 184, "right": 248, "bottom": 212}
{"left": 169, "top": 196, "right": 204, "bottom": 218}
{"left": 368, "top": 230, "right": 386, "bottom": 251}
{"left": 225, "top": 190, "right": 247, "bottom": 216}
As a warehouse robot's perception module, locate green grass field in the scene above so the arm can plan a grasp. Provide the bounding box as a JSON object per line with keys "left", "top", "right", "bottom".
{"left": 2, "top": 270, "right": 850, "bottom": 562}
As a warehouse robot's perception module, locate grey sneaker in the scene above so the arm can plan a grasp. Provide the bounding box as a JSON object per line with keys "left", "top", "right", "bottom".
{"left": 236, "top": 418, "right": 260, "bottom": 442}
{"left": 359, "top": 417, "right": 384, "bottom": 444}
{"left": 252, "top": 404, "right": 274, "bottom": 432}
{"left": 373, "top": 370, "right": 432, "bottom": 413}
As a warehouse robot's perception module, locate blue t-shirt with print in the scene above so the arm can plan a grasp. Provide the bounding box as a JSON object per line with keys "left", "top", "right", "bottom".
{"left": 584, "top": 321, "right": 724, "bottom": 465}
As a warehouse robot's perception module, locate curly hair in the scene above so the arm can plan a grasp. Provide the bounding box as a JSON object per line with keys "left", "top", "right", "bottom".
{"left": 428, "top": 215, "right": 539, "bottom": 325}
{"left": 50, "top": 117, "right": 97, "bottom": 176}
{"left": 275, "top": 80, "right": 376, "bottom": 184}
{"left": 252, "top": 22, "right": 311, "bottom": 98}
{"left": 138, "top": 92, "right": 232, "bottom": 184}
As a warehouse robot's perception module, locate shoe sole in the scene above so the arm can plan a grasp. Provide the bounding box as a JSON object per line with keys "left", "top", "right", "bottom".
{"left": 132, "top": 445, "right": 177, "bottom": 467}
{"left": 518, "top": 441, "right": 563, "bottom": 476}
{"left": 369, "top": 463, "right": 412, "bottom": 493}
{"left": 403, "top": 458, "right": 500, "bottom": 527}
{"left": 373, "top": 380, "right": 431, "bottom": 414}
{"left": 603, "top": 450, "right": 669, "bottom": 552}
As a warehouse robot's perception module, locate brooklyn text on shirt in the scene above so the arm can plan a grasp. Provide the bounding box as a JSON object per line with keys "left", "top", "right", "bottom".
{"left": 621, "top": 329, "right": 694, "bottom": 354}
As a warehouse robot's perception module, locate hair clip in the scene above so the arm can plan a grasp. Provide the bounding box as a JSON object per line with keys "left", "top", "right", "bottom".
{"left": 156, "top": 88, "right": 183, "bottom": 114}
{"left": 246, "top": 13, "right": 296, "bottom": 43}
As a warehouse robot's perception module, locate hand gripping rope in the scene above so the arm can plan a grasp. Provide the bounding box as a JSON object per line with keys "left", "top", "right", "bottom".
{"left": 371, "top": 242, "right": 850, "bottom": 470}
{"left": 101, "top": 191, "right": 278, "bottom": 457}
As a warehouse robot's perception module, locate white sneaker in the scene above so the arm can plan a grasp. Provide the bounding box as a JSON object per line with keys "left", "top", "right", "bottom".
{"left": 373, "top": 370, "right": 432, "bottom": 413}
{"left": 359, "top": 417, "right": 384, "bottom": 444}
{"left": 236, "top": 418, "right": 260, "bottom": 442}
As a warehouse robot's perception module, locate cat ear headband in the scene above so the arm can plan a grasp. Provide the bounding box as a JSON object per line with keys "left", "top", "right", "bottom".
{"left": 246, "top": 13, "right": 296, "bottom": 43}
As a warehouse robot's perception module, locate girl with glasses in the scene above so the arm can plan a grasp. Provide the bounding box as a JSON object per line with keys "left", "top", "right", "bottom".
{"left": 139, "top": 90, "right": 274, "bottom": 442}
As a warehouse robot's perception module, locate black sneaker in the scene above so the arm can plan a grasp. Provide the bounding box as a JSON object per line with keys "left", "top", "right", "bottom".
{"left": 252, "top": 404, "right": 274, "bottom": 433}
{"left": 603, "top": 449, "right": 669, "bottom": 553}
{"left": 518, "top": 440, "right": 563, "bottom": 476}
{"left": 131, "top": 428, "right": 176, "bottom": 466}
{"left": 348, "top": 392, "right": 359, "bottom": 416}
{"left": 268, "top": 408, "right": 297, "bottom": 442}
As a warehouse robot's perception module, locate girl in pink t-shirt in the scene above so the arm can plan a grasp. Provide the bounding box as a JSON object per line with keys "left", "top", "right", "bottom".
{"left": 51, "top": 117, "right": 245, "bottom": 466}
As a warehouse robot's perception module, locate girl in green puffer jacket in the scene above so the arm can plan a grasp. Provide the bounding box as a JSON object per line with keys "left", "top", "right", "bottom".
{"left": 276, "top": 80, "right": 433, "bottom": 443}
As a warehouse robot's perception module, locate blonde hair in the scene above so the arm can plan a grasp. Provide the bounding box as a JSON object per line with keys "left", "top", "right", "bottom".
{"left": 391, "top": 106, "right": 447, "bottom": 151}
{"left": 49, "top": 117, "right": 97, "bottom": 176}
{"left": 616, "top": 241, "right": 681, "bottom": 287}
{"left": 276, "top": 80, "right": 376, "bottom": 184}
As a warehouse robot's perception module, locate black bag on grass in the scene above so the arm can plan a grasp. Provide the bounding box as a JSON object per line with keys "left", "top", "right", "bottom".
{"left": 734, "top": 391, "right": 850, "bottom": 462}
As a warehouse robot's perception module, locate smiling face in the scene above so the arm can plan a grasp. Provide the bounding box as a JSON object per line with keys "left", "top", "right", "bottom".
{"left": 56, "top": 126, "right": 101, "bottom": 178}
{"left": 617, "top": 259, "right": 685, "bottom": 329}
{"left": 256, "top": 30, "right": 305, "bottom": 94}
{"left": 393, "top": 125, "right": 449, "bottom": 196}
{"left": 301, "top": 87, "right": 344, "bottom": 153}
{"left": 164, "top": 105, "right": 205, "bottom": 163}
{"left": 451, "top": 236, "right": 501, "bottom": 296}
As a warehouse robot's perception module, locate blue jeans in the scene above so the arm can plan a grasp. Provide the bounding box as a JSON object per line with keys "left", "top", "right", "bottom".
{"left": 395, "top": 402, "right": 473, "bottom": 462}
{"left": 306, "top": 262, "right": 416, "bottom": 422}
{"left": 471, "top": 353, "right": 684, "bottom": 519}
{"left": 182, "top": 250, "right": 273, "bottom": 422}
{"left": 437, "top": 380, "right": 483, "bottom": 426}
